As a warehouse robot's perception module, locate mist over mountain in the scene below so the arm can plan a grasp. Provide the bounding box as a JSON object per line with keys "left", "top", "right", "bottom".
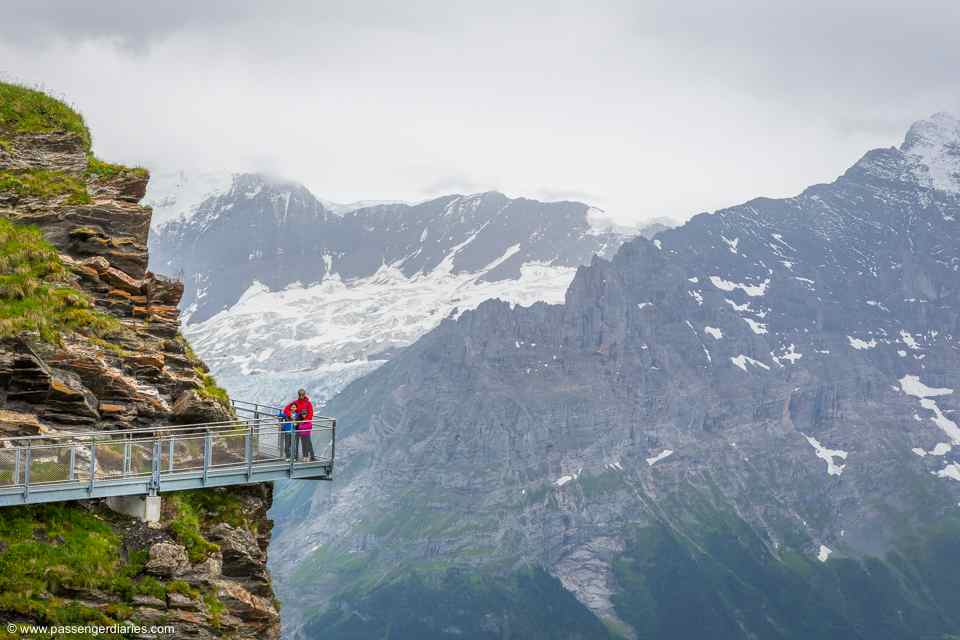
{"left": 265, "top": 114, "right": 960, "bottom": 638}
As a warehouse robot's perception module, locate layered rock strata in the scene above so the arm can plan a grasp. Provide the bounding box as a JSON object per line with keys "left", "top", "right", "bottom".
{"left": 0, "top": 84, "right": 280, "bottom": 638}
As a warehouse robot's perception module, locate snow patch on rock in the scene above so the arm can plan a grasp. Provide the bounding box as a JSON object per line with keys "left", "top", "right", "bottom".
{"left": 803, "top": 435, "right": 848, "bottom": 476}
{"left": 710, "top": 275, "right": 769, "bottom": 297}
{"left": 847, "top": 336, "right": 877, "bottom": 350}
{"left": 731, "top": 354, "right": 770, "bottom": 372}
{"left": 817, "top": 545, "right": 832, "bottom": 562}
{"left": 646, "top": 450, "right": 674, "bottom": 466}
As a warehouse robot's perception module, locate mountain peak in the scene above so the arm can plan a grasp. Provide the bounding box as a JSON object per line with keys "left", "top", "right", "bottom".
{"left": 899, "top": 112, "right": 960, "bottom": 193}
{"left": 225, "top": 172, "right": 311, "bottom": 199}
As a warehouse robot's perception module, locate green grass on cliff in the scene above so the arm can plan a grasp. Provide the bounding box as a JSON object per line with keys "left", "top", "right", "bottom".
{"left": 0, "top": 82, "right": 91, "bottom": 149}
{"left": 0, "top": 500, "right": 244, "bottom": 635}
{"left": 196, "top": 368, "right": 231, "bottom": 409}
{"left": 0, "top": 81, "right": 145, "bottom": 184}
{"left": 167, "top": 492, "right": 221, "bottom": 563}
{"left": 85, "top": 155, "right": 148, "bottom": 180}
{"left": 0, "top": 217, "right": 119, "bottom": 342}
{"left": 167, "top": 489, "right": 262, "bottom": 563}
{"left": 176, "top": 335, "right": 233, "bottom": 411}
{"left": 0, "top": 504, "right": 162, "bottom": 631}
{"left": 0, "top": 168, "right": 91, "bottom": 205}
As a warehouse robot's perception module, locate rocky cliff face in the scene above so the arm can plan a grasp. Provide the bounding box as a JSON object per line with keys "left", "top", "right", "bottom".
{"left": 0, "top": 83, "right": 280, "bottom": 638}
{"left": 271, "top": 114, "right": 960, "bottom": 638}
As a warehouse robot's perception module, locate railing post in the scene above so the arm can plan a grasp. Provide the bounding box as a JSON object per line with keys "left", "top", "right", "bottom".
{"left": 203, "top": 431, "right": 212, "bottom": 485}
{"left": 331, "top": 419, "right": 336, "bottom": 472}
{"left": 151, "top": 440, "right": 161, "bottom": 494}
{"left": 123, "top": 437, "right": 132, "bottom": 476}
{"left": 288, "top": 427, "right": 297, "bottom": 477}
{"left": 246, "top": 421, "right": 254, "bottom": 481}
{"left": 68, "top": 447, "right": 76, "bottom": 482}
{"left": 168, "top": 437, "right": 175, "bottom": 473}
{"left": 14, "top": 447, "right": 20, "bottom": 487}
{"left": 89, "top": 439, "right": 97, "bottom": 494}
{"left": 23, "top": 442, "right": 31, "bottom": 502}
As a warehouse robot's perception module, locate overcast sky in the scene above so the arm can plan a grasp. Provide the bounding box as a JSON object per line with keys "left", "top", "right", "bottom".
{"left": 2, "top": 0, "right": 958, "bottom": 223}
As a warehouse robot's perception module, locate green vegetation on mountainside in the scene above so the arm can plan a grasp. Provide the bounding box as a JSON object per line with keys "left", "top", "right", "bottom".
{"left": 303, "top": 567, "right": 613, "bottom": 640}
{"left": 0, "top": 169, "right": 90, "bottom": 204}
{"left": 0, "top": 501, "right": 238, "bottom": 639}
{"left": 175, "top": 336, "right": 232, "bottom": 410}
{"left": 167, "top": 488, "right": 260, "bottom": 563}
{"left": 0, "top": 217, "right": 119, "bottom": 342}
{"left": 0, "top": 504, "right": 161, "bottom": 636}
{"left": 0, "top": 82, "right": 91, "bottom": 148}
{"left": 0, "top": 82, "right": 147, "bottom": 205}
{"left": 290, "top": 475, "right": 960, "bottom": 639}
{"left": 611, "top": 517, "right": 960, "bottom": 640}
{"left": 84, "top": 155, "right": 148, "bottom": 180}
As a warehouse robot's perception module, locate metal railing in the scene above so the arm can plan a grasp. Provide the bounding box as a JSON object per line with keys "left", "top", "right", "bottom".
{"left": 0, "top": 399, "right": 335, "bottom": 507}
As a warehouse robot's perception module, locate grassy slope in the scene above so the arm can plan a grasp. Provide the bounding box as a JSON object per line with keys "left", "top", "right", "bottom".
{"left": 0, "top": 83, "right": 90, "bottom": 147}
{"left": 610, "top": 518, "right": 960, "bottom": 640}
{"left": 0, "top": 81, "right": 144, "bottom": 180}
{"left": 0, "top": 504, "right": 164, "bottom": 635}
{"left": 303, "top": 567, "right": 614, "bottom": 640}
{"left": 0, "top": 217, "right": 119, "bottom": 342}
{"left": 0, "top": 494, "right": 242, "bottom": 639}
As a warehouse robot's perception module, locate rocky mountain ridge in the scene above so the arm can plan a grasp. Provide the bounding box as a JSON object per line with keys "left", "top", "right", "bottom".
{"left": 150, "top": 174, "right": 645, "bottom": 325}
{"left": 149, "top": 174, "right": 665, "bottom": 405}
{"left": 269, "top": 113, "right": 960, "bottom": 639}
{"left": 0, "top": 82, "right": 280, "bottom": 639}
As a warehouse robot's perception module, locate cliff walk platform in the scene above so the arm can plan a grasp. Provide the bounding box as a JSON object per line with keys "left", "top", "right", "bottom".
{"left": 0, "top": 399, "right": 334, "bottom": 519}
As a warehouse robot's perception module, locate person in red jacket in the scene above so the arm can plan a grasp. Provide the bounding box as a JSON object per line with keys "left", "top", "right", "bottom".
{"left": 294, "top": 388, "right": 315, "bottom": 461}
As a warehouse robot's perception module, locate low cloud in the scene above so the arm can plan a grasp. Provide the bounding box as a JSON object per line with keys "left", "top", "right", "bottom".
{"left": 1, "top": 1, "right": 957, "bottom": 223}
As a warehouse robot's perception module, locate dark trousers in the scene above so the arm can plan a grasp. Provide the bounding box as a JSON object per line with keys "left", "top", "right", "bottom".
{"left": 282, "top": 432, "right": 293, "bottom": 458}
{"left": 298, "top": 432, "right": 316, "bottom": 460}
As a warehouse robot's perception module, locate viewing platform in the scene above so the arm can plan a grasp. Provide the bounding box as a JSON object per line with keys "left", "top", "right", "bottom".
{"left": 0, "top": 399, "right": 335, "bottom": 513}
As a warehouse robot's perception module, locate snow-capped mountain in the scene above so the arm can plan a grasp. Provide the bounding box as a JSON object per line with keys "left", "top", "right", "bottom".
{"left": 900, "top": 112, "right": 960, "bottom": 194}
{"left": 317, "top": 197, "right": 410, "bottom": 216}
{"left": 266, "top": 113, "right": 960, "bottom": 638}
{"left": 143, "top": 170, "right": 235, "bottom": 229}
{"left": 148, "top": 175, "right": 666, "bottom": 403}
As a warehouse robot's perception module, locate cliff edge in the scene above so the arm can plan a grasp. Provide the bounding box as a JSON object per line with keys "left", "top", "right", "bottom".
{"left": 0, "top": 83, "right": 280, "bottom": 638}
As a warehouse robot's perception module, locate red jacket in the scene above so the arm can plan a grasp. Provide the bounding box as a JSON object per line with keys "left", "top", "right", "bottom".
{"left": 294, "top": 396, "right": 314, "bottom": 433}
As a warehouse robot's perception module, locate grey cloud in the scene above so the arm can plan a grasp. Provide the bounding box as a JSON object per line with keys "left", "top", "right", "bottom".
{"left": 420, "top": 174, "right": 500, "bottom": 198}
{"left": 0, "top": 1, "right": 956, "bottom": 224}
{"left": 0, "top": 1, "right": 245, "bottom": 50}
{"left": 534, "top": 187, "right": 604, "bottom": 205}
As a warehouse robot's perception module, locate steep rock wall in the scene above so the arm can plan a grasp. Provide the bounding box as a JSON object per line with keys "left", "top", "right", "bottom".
{"left": 0, "top": 83, "right": 280, "bottom": 638}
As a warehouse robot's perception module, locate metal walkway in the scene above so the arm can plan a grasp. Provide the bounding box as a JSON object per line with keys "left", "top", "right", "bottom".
{"left": 0, "top": 399, "right": 335, "bottom": 507}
